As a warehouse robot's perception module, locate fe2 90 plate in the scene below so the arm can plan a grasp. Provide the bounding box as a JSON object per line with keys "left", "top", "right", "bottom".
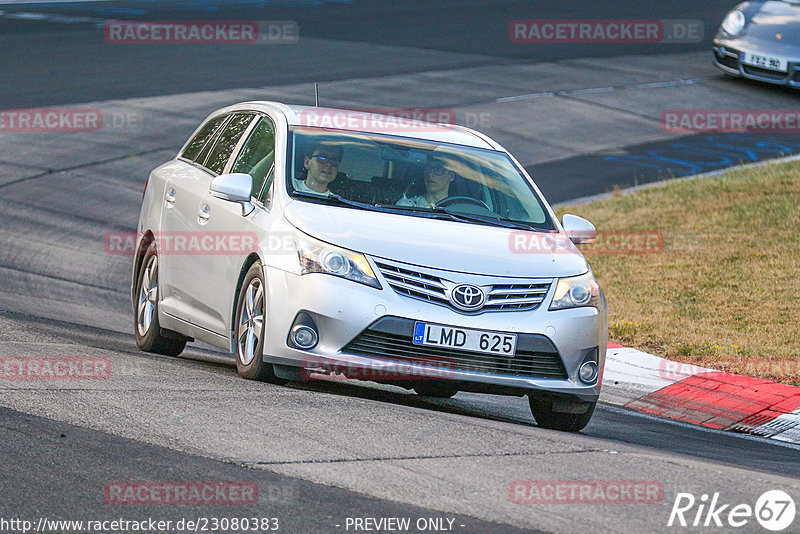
{"left": 742, "top": 51, "right": 788, "bottom": 72}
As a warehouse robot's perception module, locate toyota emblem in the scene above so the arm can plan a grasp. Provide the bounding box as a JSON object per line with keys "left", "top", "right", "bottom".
{"left": 450, "top": 284, "right": 486, "bottom": 311}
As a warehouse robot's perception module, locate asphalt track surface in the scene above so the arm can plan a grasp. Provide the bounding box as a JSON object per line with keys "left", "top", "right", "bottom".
{"left": 0, "top": 0, "right": 735, "bottom": 107}
{"left": 1, "top": 2, "right": 800, "bottom": 534}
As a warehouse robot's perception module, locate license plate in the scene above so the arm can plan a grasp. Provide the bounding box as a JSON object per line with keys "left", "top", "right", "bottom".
{"left": 413, "top": 322, "right": 517, "bottom": 357}
{"left": 742, "top": 51, "right": 788, "bottom": 72}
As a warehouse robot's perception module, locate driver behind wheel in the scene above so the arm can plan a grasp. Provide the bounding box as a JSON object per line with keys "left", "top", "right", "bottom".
{"left": 396, "top": 154, "right": 455, "bottom": 208}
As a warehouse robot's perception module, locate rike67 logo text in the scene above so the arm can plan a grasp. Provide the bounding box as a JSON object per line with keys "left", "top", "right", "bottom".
{"left": 669, "top": 490, "right": 796, "bottom": 531}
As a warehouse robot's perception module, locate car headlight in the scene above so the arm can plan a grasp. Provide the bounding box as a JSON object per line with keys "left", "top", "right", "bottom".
{"left": 721, "top": 9, "right": 745, "bottom": 36}
{"left": 549, "top": 272, "right": 601, "bottom": 311}
{"left": 295, "top": 232, "right": 381, "bottom": 289}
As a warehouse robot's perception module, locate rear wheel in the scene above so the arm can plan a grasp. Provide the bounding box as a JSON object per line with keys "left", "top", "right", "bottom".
{"left": 529, "top": 397, "right": 596, "bottom": 432}
{"left": 413, "top": 383, "right": 459, "bottom": 398}
{"left": 235, "top": 262, "right": 285, "bottom": 383}
{"left": 134, "top": 242, "right": 186, "bottom": 356}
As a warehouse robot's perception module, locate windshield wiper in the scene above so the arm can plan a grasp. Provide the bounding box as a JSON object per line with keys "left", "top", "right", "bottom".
{"left": 441, "top": 211, "right": 542, "bottom": 231}
{"left": 374, "top": 203, "right": 472, "bottom": 221}
{"left": 293, "top": 192, "right": 457, "bottom": 220}
{"left": 496, "top": 217, "right": 552, "bottom": 231}
{"left": 376, "top": 204, "right": 536, "bottom": 230}
{"left": 375, "top": 204, "right": 442, "bottom": 214}
{"left": 291, "top": 191, "right": 380, "bottom": 211}
{"left": 293, "top": 194, "right": 547, "bottom": 231}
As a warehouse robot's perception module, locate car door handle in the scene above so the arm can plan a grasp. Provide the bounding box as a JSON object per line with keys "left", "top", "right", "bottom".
{"left": 165, "top": 188, "right": 176, "bottom": 207}
{"left": 198, "top": 204, "right": 210, "bottom": 224}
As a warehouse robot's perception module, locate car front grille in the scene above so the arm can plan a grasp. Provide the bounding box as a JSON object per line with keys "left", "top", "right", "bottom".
{"left": 742, "top": 64, "right": 788, "bottom": 81}
{"left": 341, "top": 317, "right": 568, "bottom": 379}
{"left": 374, "top": 259, "right": 552, "bottom": 313}
{"left": 717, "top": 53, "right": 739, "bottom": 70}
{"left": 375, "top": 260, "right": 451, "bottom": 307}
{"left": 487, "top": 282, "right": 551, "bottom": 310}
{"left": 713, "top": 46, "right": 740, "bottom": 71}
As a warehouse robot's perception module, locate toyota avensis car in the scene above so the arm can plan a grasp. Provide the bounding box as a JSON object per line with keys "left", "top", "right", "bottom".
{"left": 713, "top": 1, "right": 800, "bottom": 87}
{"left": 132, "top": 101, "right": 607, "bottom": 432}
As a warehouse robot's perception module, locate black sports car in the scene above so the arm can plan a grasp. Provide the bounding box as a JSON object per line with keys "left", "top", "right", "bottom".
{"left": 713, "top": 1, "right": 800, "bottom": 87}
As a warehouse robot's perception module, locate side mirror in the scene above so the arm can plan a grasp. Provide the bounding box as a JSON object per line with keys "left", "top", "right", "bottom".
{"left": 562, "top": 214, "right": 596, "bottom": 245}
{"left": 210, "top": 173, "right": 253, "bottom": 203}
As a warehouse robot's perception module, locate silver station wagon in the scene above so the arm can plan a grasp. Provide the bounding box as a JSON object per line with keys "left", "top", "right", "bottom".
{"left": 132, "top": 101, "right": 607, "bottom": 431}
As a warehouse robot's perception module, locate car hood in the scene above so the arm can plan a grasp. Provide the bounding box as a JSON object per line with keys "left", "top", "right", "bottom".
{"left": 748, "top": 1, "right": 800, "bottom": 40}
{"left": 283, "top": 201, "right": 589, "bottom": 278}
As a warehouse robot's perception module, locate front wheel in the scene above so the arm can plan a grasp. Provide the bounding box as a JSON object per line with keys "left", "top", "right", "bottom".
{"left": 529, "top": 397, "right": 596, "bottom": 432}
{"left": 235, "top": 262, "right": 285, "bottom": 383}
{"left": 134, "top": 242, "right": 186, "bottom": 356}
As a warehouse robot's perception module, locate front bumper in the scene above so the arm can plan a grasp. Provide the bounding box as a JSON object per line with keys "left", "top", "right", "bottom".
{"left": 713, "top": 39, "right": 800, "bottom": 88}
{"left": 261, "top": 262, "right": 607, "bottom": 403}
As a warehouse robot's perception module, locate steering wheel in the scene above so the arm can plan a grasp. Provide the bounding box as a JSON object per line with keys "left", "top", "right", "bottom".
{"left": 434, "top": 196, "right": 491, "bottom": 211}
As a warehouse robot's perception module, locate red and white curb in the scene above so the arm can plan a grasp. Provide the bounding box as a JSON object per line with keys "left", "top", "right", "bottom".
{"left": 601, "top": 342, "right": 800, "bottom": 444}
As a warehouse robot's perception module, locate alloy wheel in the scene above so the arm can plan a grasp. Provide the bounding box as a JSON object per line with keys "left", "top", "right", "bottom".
{"left": 238, "top": 278, "right": 264, "bottom": 365}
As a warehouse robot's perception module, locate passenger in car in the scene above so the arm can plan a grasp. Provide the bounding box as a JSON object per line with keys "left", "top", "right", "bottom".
{"left": 292, "top": 142, "right": 344, "bottom": 195}
{"left": 396, "top": 155, "right": 455, "bottom": 208}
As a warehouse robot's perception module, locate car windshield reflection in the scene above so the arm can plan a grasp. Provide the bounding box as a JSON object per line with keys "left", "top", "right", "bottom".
{"left": 288, "top": 127, "right": 555, "bottom": 231}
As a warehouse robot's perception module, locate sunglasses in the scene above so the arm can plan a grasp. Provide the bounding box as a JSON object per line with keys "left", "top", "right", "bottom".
{"left": 312, "top": 154, "right": 341, "bottom": 166}
{"left": 427, "top": 164, "right": 448, "bottom": 176}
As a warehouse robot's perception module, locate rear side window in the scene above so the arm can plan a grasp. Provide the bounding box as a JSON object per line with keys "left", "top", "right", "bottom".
{"left": 181, "top": 115, "right": 228, "bottom": 163}
{"left": 230, "top": 117, "right": 276, "bottom": 202}
{"left": 205, "top": 113, "right": 256, "bottom": 175}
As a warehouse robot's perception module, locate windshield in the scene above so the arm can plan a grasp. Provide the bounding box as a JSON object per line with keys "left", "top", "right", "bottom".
{"left": 287, "top": 127, "right": 555, "bottom": 230}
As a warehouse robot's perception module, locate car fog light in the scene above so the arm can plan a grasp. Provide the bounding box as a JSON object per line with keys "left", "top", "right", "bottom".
{"left": 292, "top": 325, "right": 318, "bottom": 349}
{"left": 579, "top": 361, "right": 599, "bottom": 384}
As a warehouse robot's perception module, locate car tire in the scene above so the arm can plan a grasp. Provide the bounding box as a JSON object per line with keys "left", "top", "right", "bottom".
{"left": 528, "top": 397, "right": 596, "bottom": 432}
{"left": 134, "top": 242, "right": 187, "bottom": 356}
{"left": 235, "top": 262, "right": 286, "bottom": 383}
{"left": 413, "top": 383, "right": 459, "bottom": 398}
